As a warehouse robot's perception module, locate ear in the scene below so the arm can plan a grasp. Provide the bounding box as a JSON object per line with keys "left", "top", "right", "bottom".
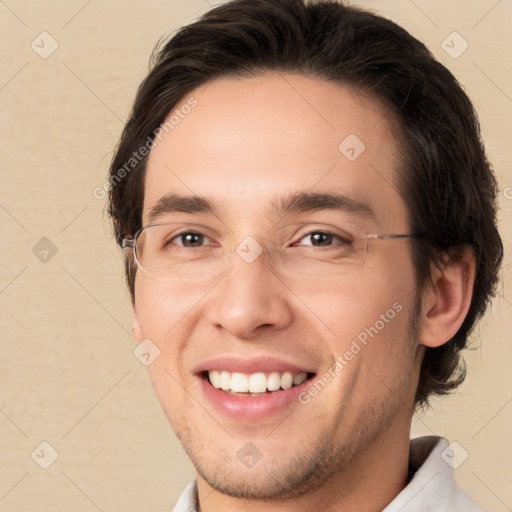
{"left": 132, "top": 307, "right": 144, "bottom": 343}
{"left": 418, "top": 247, "right": 476, "bottom": 348}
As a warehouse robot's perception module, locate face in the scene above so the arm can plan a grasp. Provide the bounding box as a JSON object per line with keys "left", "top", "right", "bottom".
{"left": 133, "top": 72, "right": 423, "bottom": 500}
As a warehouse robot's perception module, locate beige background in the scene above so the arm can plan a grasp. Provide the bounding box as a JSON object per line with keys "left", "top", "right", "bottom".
{"left": 0, "top": 0, "right": 510, "bottom": 511}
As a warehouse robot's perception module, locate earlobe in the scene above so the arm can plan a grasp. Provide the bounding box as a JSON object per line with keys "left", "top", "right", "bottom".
{"left": 132, "top": 315, "right": 143, "bottom": 343}
{"left": 418, "top": 248, "right": 476, "bottom": 348}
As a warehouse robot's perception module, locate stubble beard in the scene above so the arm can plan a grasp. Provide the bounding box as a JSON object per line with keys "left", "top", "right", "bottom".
{"left": 171, "top": 298, "right": 422, "bottom": 501}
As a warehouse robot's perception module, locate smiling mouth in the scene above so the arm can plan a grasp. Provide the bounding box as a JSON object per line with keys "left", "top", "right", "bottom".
{"left": 201, "top": 370, "right": 316, "bottom": 396}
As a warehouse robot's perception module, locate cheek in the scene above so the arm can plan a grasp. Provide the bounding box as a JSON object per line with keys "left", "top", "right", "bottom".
{"left": 135, "top": 279, "right": 194, "bottom": 426}
{"left": 134, "top": 275, "right": 200, "bottom": 339}
{"left": 315, "top": 283, "right": 416, "bottom": 415}
{"left": 133, "top": 277, "right": 199, "bottom": 396}
{"left": 303, "top": 263, "right": 416, "bottom": 360}
{"left": 145, "top": 362, "right": 189, "bottom": 435}
{"left": 301, "top": 274, "right": 408, "bottom": 332}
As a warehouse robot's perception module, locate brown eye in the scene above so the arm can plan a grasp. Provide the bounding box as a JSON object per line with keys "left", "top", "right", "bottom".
{"left": 171, "top": 232, "right": 210, "bottom": 248}
{"left": 295, "top": 231, "right": 350, "bottom": 248}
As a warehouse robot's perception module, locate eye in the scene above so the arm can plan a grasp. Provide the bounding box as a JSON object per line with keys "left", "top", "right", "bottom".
{"left": 170, "top": 231, "right": 214, "bottom": 248}
{"left": 293, "top": 230, "right": 351, "bottom": 248}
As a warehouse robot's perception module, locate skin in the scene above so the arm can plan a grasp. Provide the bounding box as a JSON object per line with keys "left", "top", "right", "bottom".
{"left": 131, "top": 72, "right": 475, "bottom": 512}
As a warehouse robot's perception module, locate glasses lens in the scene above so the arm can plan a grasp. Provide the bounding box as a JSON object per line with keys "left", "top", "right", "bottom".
{"left": 134, "top": 222, "right": 369, "bottom": 282}
{"left": 266, "top": 224, "right": 367, "bottom": 279}
{"left": 135, "top": 223, "right": 231, "bottom": 281}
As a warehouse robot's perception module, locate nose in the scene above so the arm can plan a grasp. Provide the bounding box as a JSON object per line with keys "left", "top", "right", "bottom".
{"left": 207, "top": 242, "right": 294, "bottom": 339}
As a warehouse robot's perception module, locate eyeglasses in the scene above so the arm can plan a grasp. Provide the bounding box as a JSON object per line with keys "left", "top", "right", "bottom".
{"left": 118, "top": 221, "right": 421, "bottom": 283}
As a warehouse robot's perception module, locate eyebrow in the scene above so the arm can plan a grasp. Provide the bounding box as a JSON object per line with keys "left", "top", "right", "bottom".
{"left": 147, "top": 193, "right": 218, "bottom": 224}
{"left": 147, "top": 191, "right": 375, "bottom": 224}
{"left": 269, "top": 190, "right": 375, "bottom": 221}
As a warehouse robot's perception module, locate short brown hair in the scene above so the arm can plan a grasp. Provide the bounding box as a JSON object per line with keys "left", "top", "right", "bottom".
{"left": 107, "top": 0, "right": 503, "bottom": 408}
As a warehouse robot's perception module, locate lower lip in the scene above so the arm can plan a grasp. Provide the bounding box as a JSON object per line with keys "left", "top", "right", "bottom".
{"left": 198, "top": 374, "right": 314, "bottom": 421}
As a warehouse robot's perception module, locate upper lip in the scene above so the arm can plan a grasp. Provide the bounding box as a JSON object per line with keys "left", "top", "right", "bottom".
{"left": 193, "top": 356, "right": 316, "bottom": 375}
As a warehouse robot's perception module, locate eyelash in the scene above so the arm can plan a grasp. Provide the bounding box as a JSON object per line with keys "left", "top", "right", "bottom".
{"left": 169, "top": 230, "right": 351, "bottom": 249}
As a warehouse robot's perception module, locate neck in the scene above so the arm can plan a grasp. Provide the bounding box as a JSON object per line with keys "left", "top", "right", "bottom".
{"left": 196, "top": 419, "right": 412, "bottom": 512}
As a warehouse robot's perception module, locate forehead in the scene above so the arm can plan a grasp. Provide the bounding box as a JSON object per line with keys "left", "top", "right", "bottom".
{"left": 143, "top": 72, "right": 408, "bottom": 231}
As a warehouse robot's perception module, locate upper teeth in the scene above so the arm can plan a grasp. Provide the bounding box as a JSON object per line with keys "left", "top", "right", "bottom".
{"left": 207, "top": 370, "right": 308, "bottom": 393}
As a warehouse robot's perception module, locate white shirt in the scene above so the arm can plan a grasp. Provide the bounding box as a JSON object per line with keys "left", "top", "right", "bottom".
{"left": 173, "top": 436, "right": 487, "bottom": 512}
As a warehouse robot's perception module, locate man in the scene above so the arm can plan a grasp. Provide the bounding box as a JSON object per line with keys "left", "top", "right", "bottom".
{"left": 107, "top": 0, "right": 503, "bottom": 510}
